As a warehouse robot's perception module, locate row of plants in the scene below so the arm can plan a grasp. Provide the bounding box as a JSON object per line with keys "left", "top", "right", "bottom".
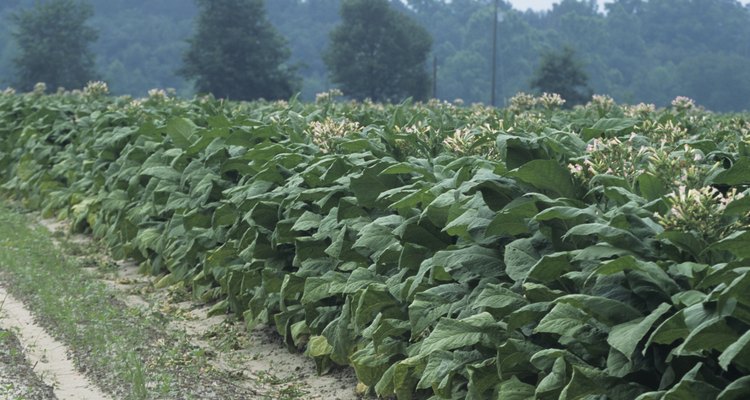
{"left": 1, "top": 85, "right": 749, "bottom": 399}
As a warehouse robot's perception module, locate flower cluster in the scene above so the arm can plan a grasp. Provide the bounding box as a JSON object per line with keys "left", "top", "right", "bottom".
{"left": 32, "top": 82, "right": 47, "bottom": 96}
{"left": 624, "top": 102, "right": 656, "bottom": 118}
{"left": 508, "top": 92, "right": 537, "bottom": 113}
{"left": 656, "top": 186, "right": 749, "bottom": 242}
{"left": 645, "top": 144, "right": 718, "bottom": 192}
{"left": 587, "top": 94, "right": 616, "bottom": 116}
{"left": 307, "top": 117, "right": 361, "bottom": 153}
{"left": 1, "top": 87, "right": 15, "bottom": 96}
{"left": 147, "top": 88, "right": 168, "bottom": 101}
{"left": 638, "top": 120, "right": 689, "bottom": 144}
{"left": 569, "top": 134, "right": 649, "bottom": 186}
{"left": 671, "top": 96, "right": 696, "bottom": 112}
{"left": 315, "top": 88, "right": 343, "bottom": 104}
{"left": 442, "top": 125, "right": 498, "bottom": 158}
{"left": 84, "top": 81, "right": 110, "bottom": 97}
{"left": 538, "top": 93, "right": 566, "bottom": 110}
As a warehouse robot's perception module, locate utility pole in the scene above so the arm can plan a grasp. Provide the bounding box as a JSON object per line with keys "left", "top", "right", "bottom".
{"left": 433, "top": 55, "right": 438, "bottom": 99}
{"left": 491, "top": 0, "right": 498, "bottom": 107}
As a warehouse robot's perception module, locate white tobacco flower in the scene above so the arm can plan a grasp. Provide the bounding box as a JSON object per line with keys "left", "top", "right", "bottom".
{"left": 32, "top": 82, "right": 47, "bottom": 95}
{"left": 83, "top": 81, "right": 109, "bottom": 97}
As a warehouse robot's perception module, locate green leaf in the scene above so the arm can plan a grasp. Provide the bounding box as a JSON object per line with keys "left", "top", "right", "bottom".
{"left": 607, "top": 303, "right": 671, "bottom": 360}
{"left": 663, "top": 363, "right": 721, "bottom": 400}
{"left": 165, "top": 117, "right": 197, "bottom": 149}
{"left": 675, "top": 317, "right": 738, "bottom": 356}
{"left": 637, "top": 173, "right": 668, "bottom": 201}
{"left": 712, "top": 157, "right": 750, "bottom": 185}
{"left": 535, "top": 356, "right": 567, "bottom": 398}
{"left": 534, "top": 302, "right": 590, "bottom": 337}
{"left": 496, "top": 376, "right": 535, "bottom": 400}
{"left": 509, "top": 159, "right": 576, "bottom": 198}
{"left": 583, "top": 118, "right": 639, "bottom": 140}
{"left": 718, "top": 376, "right": 750, "bottom": 400}
{"left": 354, "top": 284, "right": 402, "bottom": 328}
{"left": 472, "top": 284, "right": 528, "bottom": 316}
{"left": 409, "top": 283, "right": 469, "bottom": 339}
{"left": 291, "top": 211, "right": 322, "bottom": 232}
{"left": 486, "top": 197, "right": 538, "bottom": 237}
{"left": 417, "top": 350, "right": 482, "bottom": 391}
{"left": 504, "top": 237, "right": 541, "bottom": 283}
{"left": 559, "top": 366, "right": 603, "bottom": 400}
{"left": 719, "top": 329, "right": 750, "bottom": 371}
{"left": 321, "top": 298, "right": 355, "bottom": 365}
{"left": 527, "top": 253, "right": 573, "bottom": 284}
{"left": 420, "top": 312, "right": 503, "bottom": 354}
{"left": 140, "top": 166, "right": 181, "bottom": 182}
{"left": 564, "top": 223, "right": 642, "bottom": 249}
{"left": 708, "top": 231, "right": 750, "bottom": 259}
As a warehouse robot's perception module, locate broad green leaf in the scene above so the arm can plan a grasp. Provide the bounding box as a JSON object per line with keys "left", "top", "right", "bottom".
{"left": 354, "top": 284, "right": 403, "bottom": 328}
{"left": 663, "top": 363, "right": 721, "bottom": 400}
{"left": 708, "top": 231, "right": 750, "bottom": 259}
{"left": 472, "top": 284, "right": 528, "bottom": 316}
{"left": 509, "top": 159, "right": 576, "bottom": 198}
{"left": 535, "top": 356, "right": 567, "bottom": 398}
{"left": 350, "top": 342, "right": 397, "bottom": 387}
{"left": 526, "top": 253, "right": 573, "bottom": 284}
{"left": 559, "top": 366, "right": 603, "bottom": 400}
{"left": 718, "top": 329, "right": 750, "bottom": 371}
{"left": 165, "top": 117, "right": 197, "bottom": 149}
{"left": 420, "top": 312, "right": 503, "bottom": 354}
{"left": 675, "top": 317, "right": 737, "bottom": 356}
{"left": 486, "top": 197, "right": 538, "bottom": 237}
{"left": 504, "top": 237, "right": 541, "bottom": 283}
{"left": 711, "top": 157, "right": 750, "bottom": 185}
{"left": 409, "top": 283, "right": 469, "bottom": 338}
{"left": 140, "top": 166, "right": 181, "bottom": 182}
{"left": 496, "top": 376, "right": 535, "bottom": 400}
{"left": 718, "top": 376, "right": 750, "bottom": 400}
{"left": 607, "top": 303, "right": 671, "bottom": 360}
{"left": 534, "top": 302, "right": 590, "bottom": 337}
{"left": 291, "top": 210, "right": 322, "bottom": 232}
{"left": 555, "top": 294, "right": 641, "bottom": 326}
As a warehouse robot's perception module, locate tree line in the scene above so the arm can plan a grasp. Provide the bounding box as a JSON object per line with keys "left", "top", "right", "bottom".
{"left": 2, "top": 0, "right": 750, "bottom": 111}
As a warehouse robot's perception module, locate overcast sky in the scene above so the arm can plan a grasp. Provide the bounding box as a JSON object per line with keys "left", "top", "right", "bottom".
{"left": 507, "top": 0, "right": 750, "bottom": 12}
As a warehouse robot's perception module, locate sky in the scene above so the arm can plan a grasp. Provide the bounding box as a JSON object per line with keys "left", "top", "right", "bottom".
{"left": 508, "top": 0, "right": 602, "bottom": 11}
{"left": 508, "top": 0, "right": 750, "bottom": 12}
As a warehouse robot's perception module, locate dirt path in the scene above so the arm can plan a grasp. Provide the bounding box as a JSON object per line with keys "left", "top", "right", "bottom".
{"left": 0, "top": 285, "right": 110, "bottom": 400}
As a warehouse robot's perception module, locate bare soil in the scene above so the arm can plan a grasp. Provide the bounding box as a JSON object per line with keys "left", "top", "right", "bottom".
{"left": 22, "top": 217, "right": 362, "bottom": 399}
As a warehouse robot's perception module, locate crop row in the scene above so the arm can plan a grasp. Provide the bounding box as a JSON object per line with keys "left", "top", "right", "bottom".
{"left": 1, "top": 89, "right": 749, "bottom": 399}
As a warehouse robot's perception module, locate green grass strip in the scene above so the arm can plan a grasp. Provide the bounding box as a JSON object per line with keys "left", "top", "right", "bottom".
{"left": 0, "top": 203, "right": 233, "bottom": 400}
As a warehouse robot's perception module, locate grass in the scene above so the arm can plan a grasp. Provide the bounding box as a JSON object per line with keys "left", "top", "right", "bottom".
{"left": 0, "top": 203, "right": 262, "bottom": 399}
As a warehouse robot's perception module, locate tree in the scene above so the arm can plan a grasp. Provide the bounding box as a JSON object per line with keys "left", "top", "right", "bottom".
{"left": 12, "top": 0, "right": 98, "bottom": 92}
{"left": 180, "top": 0, "right": 299, "bottom": 101}
{"left": 325, "top": 0, "right": 432, "bottom": 102}
{"left": 530, "top": 46, "right": 592, "bottom": 107}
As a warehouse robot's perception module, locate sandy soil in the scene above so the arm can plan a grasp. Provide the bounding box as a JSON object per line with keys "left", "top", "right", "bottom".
{"left": 0, "top": 285, "right": 111, "bottom": 400}
{"left": 32, "top": 217, "right": 362, "bottom": 399}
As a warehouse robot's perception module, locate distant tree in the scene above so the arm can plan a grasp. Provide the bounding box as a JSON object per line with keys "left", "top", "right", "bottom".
{"left": 180, "top": 0, "right": 299, "bottom": 101}
{"left": 530, "top": 46, "right": 592, "bottom": 107}
{"left": 12, "top": 0, "right": 98, "bottom": 91}
{"left": 325, "top": 0, "right": 432, "bottom": 102}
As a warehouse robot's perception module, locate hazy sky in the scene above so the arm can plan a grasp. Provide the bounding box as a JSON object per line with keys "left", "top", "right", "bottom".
{"left": 507, "top": 0, "right": 605, "bottom": 11}
{"left": 507, "top": 0, "right": 750, "bottom": 12}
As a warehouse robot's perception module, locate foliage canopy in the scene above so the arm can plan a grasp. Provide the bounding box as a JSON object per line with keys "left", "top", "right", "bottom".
{"left": 11, "top": 0, "right": 98, "bottom": 91}
{"left": 530, "top": 46, "right": 592, "bottom": 107}
{"left": 324, "top": 0, "right": 432, "bottom": 102}
{"left": 2, "top": 88, "right": 750, "bottom": 399}
{"left": 180, "top": 0, "right": 299, "bottom": 101}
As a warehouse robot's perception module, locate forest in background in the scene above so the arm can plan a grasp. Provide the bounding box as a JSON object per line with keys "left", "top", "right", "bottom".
{"left": 1, "top": 0, "right": 750, "bottom": 111}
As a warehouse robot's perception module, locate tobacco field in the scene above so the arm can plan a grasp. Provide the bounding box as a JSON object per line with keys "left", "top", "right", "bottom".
{"left": 1, "top": 86, "right": 749, "bottom": 399}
